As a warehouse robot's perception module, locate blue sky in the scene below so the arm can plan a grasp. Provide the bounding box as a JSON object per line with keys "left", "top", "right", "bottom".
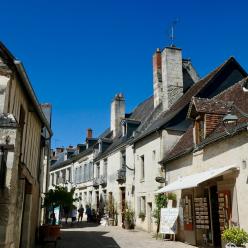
{"left": 1, "top": 0, "right": 248, "bottom": 147}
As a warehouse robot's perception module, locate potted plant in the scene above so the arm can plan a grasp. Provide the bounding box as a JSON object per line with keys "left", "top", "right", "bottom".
{"left": 124, "top": 205, "right": 134, "bottom": 229}
{"left": 107, "top": 196, "right": 115, "bottom": 226}
{"left": 40, "top": 185, "right": 79, "bottom": 242}
{"left": 138, "top": 212, "right": 146, "bottom": 221}
{"left": 222, "top": 227, "right": 248, "bottom": 248}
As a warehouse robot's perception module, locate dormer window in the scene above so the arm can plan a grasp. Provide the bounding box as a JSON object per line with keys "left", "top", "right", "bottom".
{"left": 195, "top": 116, "right": 204, "bottom": 144}
{"left": 122, "top": 122, "right": 127, "bottom": 137}
{"left": 121, "top": 119, "right": 140, "bottom": 138}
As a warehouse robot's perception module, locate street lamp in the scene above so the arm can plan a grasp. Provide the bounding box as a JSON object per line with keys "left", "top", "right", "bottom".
{"left": 243, "top": 80, "right": 248, "bottom": 92}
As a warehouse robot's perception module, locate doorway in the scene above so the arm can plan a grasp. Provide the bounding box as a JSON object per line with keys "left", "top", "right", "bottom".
{"left": 120, "top": 187, "right": 125, "bottom": 226}
{"left": 147, "top": 202, "right": 153, "bottom": 232}
{"left": 210, "top": 185, "right": 221, "bottom": 247}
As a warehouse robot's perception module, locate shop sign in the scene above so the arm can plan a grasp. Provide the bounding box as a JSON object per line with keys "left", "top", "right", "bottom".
{"left": 160, "top": 208, "right": 179, "bottom": 234}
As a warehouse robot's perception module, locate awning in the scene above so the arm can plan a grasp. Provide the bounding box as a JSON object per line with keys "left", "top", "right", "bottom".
{"left": 156, "top": 164, "right": 238, "bottom": 194}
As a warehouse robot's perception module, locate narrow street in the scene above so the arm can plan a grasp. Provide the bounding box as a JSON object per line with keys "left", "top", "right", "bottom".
{"left": 50, "top": 221, "right": 195, "bottom": 248}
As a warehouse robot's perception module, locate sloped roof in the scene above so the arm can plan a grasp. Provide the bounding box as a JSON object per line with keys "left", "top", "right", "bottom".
{"left": 161, "top": 78, "right": 248, "bottom": 164}
{"left": 187, "top": 97, "right": 233, "bottom": 118}
{"left": 94, "top": 96, "right": 155, "bottom": 161}
{"left": 132, "top": 57, "right": 247, "bottom": 143}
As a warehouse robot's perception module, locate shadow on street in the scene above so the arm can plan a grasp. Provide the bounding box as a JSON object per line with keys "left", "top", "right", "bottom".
{"left": 57, "top": 229, "right": 120, "bottom": 248}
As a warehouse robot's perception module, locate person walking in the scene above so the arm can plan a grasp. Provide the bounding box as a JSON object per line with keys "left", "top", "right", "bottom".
{"left": 71, "top": 206, "right": 77, "bottom": 227}
{"left": 78, "top": 205, "right": 84, "bottom": 222}
{"left": 86, "top": 205, "right": 92, "bottom": 222}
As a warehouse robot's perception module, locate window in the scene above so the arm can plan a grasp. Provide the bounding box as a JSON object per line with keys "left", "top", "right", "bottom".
{"left": 195, "top": 118, "right": 204, "bottom": 144}
{"left": 141, "top": 196, "right": 146, "bottom": 214}
{"left": 152, "top": 150, "right": 156, "bottom": 160}
{"left": 50, "top": 173, "right": 54, "bottom": 185}
{"left": 84, "top": 164, "right": 87, "bottom": 182}
{"left": 140, "top": 155, "right": 145, "bottom": 180}
{"left": 67, "top": 168, "right": 71, "bottom": 181}
{"left": 103, "top": 159, "right": 107, "bottom": 177}
{"left": 138, "top": 196, "right": 146, "bottom": 215}
{"left": 91, "top": 162, "right": 94, "bottom": 180}
{"left": 121, "top": 150, "right": 126, "bottom": 169}
{"left": 61, "top": 170, "right": 66, "bottom": 183}
{"left": 89, "top": 191, "right": 92, "bottom": 204}
{"left": 56, "top": 171, "right": 60, "bottom": 184}
{"left": 96, "top": 163, "right": 100, "bottom": 178}
{"left": 122, "top": 122, "right": 127, "bottom": 136}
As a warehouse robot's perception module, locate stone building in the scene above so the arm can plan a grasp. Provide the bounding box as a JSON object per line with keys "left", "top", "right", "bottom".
{"left": 49, "top": 43, "right": 248, "bottom": 235}
{"left": 0, "top": 42, "right": 52, "bottom": 248}
{"left": 158, "top": 78, "right": 248, "bottom": 247}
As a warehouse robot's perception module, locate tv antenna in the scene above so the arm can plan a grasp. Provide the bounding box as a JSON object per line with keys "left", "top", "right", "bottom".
{"left": 169, "top": 18, "right": 179, "bottom": 47}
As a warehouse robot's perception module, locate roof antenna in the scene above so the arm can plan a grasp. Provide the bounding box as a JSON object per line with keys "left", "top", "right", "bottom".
{"left": 169, "top": 18, "right": 179, "bottom": 47}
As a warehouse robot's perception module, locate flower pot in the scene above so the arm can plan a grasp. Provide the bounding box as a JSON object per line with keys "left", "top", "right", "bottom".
{"left": 39, "top": 225, "right": 61, "bottom": 242}
{"left": 124, "top": 220, "right": 131, "bottom": 229}
{"left": 108, "top": 218, "right": 114, "bottom": 226}
{"left": 225, "top": 243, "right": 245, "bottom": 248}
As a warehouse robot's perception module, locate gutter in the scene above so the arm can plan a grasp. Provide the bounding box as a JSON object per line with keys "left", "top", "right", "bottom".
{"left": 14, "top": 61, "right": 53, "bottom": 136}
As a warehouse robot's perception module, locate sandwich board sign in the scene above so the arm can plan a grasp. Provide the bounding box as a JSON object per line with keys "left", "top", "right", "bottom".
{"left": 160, "top": 208, "right": 179, "bottom": 234}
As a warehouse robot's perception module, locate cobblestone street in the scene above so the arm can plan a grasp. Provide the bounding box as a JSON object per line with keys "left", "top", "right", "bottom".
{"left": 49, "top": 221, "right": 195, "bottom": 248}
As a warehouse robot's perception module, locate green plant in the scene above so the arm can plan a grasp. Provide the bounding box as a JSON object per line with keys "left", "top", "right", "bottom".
{"left": 43, "top": 185, "right": 79, "bottom": 224}
{"left": 124, "top": 207, "right": 134, "bottom": 223}
{"left": 222, "top": 227, "right": 248, "bottom": 247}
{"left": 153, "top": 193, "right": 168, "bottom": 238}
{"left": 167, "top": 193, "right": 177, "bottom": 201}
{"left": 138, "top": 212, "right": 146, "bottom": 221}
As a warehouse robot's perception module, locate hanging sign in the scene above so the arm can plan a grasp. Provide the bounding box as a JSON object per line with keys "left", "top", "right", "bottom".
{"left": 160, "top": 208, "right": 179, "bottom": 234}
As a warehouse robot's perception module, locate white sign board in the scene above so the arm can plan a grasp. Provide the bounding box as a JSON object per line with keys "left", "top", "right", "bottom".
{"left": 160, "top": 208, "right": 179, "bottom": 234}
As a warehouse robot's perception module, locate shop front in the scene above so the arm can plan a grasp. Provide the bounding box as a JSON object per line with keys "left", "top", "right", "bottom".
{"left": 157, "top": 165, "right": 239, "bottom": 248}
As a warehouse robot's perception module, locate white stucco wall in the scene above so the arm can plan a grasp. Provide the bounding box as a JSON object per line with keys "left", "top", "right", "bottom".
{"left": 165, "top": 131, "right": 248, "bottom": 245}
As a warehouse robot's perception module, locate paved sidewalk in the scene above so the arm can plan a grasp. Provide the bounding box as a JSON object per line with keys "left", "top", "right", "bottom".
{"left": 44, "top": 221, "right": 195, "bottom": 248}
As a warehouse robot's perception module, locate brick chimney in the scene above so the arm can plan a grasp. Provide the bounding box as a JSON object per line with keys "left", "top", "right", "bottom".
{"left": 111, "top": 93, "right": 125, "bottom": 137}
{"left": 86, "top": 128, "right": 93, "bottom": 139}
{"left": 153, "top": 46, "right": 183, "bottom": 110}
{"left": 161, "top": 47, "right": 183, "bottom": 110}
{"left": 153, "top": 48, "right": 162, "bottom": 108}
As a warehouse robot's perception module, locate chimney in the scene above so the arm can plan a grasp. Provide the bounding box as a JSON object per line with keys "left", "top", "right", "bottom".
{"left": 86, "top": 128, "right": 93, "bottom": 139}
{"left": 111, "top": 93, "right": 125, "bottom": 137}
{"left": 153, "top": 48, "right": 162, "bottom": 108}
{"left": 161, "top": 46, "right": 183, "bottom": 110}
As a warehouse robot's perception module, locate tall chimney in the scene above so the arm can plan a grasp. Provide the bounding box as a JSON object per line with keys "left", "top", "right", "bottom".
{"left": 161, "top": 46, "right": 183, "bottom": 110}
{"left": 153, "top": 48, "right": 162, "bottom": 108}
{"left": 86, "top": 128, "right": 93, "bottom": 139}
{"left": 111, "top": 93, "right": 125, "bottom": 137}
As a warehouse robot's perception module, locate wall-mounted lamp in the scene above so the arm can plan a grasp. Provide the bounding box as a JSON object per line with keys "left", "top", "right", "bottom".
{"left": 223, "top": 110, "right": 238, "bottom": 135}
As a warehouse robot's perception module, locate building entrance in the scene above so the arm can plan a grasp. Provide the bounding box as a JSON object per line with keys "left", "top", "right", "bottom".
{"left": 210, "top": 185, "right": 221, "bottom": 247}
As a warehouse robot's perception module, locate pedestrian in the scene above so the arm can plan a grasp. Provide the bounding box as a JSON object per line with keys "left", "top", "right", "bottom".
{"left": 64, "top": 206, "right": 69, "bottom": 224}
{"left": 78, "top": 205, "right": 84, "bottom": 222}
{"left": 50, "top": 212, "right": 56, "bottom": 225}
{"left": 71, "top": 206, "right": 77, "bottom": 226}
{"left": 86, "top": 205, "right": 92, "bottom": 222}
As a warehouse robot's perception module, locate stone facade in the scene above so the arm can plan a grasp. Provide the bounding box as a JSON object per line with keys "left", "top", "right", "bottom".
{"left": 0, "top": 43, "right": 52, "bottom": 248}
